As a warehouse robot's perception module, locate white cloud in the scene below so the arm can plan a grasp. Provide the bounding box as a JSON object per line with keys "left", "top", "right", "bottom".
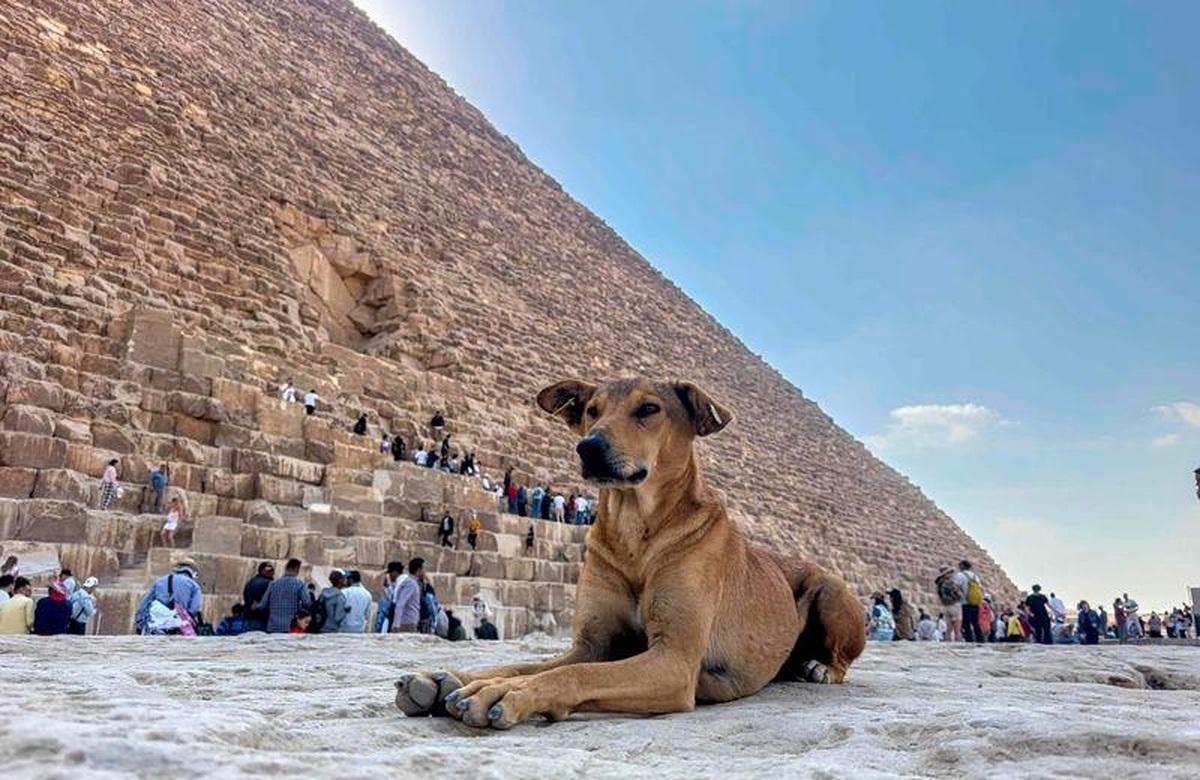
{"left": 1153, "top": 402, "right": 1200, "bottom": 428}
{"left": 1151, "top": 433, "right": 1179, "bottom": 449}
{"left": 866, "top": 403, "right": 1004, "bottom": 450}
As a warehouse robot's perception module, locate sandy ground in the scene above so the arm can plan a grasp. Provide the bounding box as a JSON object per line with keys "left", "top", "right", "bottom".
{"left": 0, "top": 636, "right": 1197, "bottom": 779}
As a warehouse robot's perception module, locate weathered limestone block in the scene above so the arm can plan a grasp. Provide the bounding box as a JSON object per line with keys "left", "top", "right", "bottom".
{"left": 0, "top": 432, "right": 68, "bottom": 469}
{"left": 54, "top": 418, "right": 93, "bottom": 443}
{"left": 503, "top": 557, "right": 536, "bottom": 582}
{"left": 191, "top": 515, "right": 243, "bottom": 556}
{"left": 91, "top": 422, "right": 136, "bottom": 454}
{"left": 333, "top": 439, "right": 377, "bottom": 470}
{"left": 324, "top": 466, "right": 372, "bottom": 487}
{"left": 232, "top": 449, "right": 323, "bottom": 484}
{"left": 178, "top": 346, "right": 225, "bottom": 381}
{"left": 173, "top": 415, "right": 214, "bottom": 445}
{"left": 352, "top": 536, "right": 387, "bottom": 567}
{"left": 287, "top": 531, "right": 326, "bottom": 565}
{"left": 211, "top": 378, "right": 260, "bottom": 415}
{"left": 0, "top": 468, "right": 36, "bottom": 498}
{"left": 241, "top": 525, "right": 290, "bottom": 560}
{"left": 255, "top": 474, "right": 305, "bottom": 506}
{"left": 242, "top": 498, "right": 283, "bottom": 528}
{"left": 256, "top": 398, "right": 304, "bottom": 439}
{"left": 122, "top": 309, "right": 181, "bottom": 371}
{"left": 401, "top": 470, "right": 443, "bottom": 504}
{"left": 6, "top": 378, "right": 65, "bottom": 412}
{"left": 330, "top": 483, "right": 382, "bottom": 514}
{"left": 0, "top": 499, "right": 89, "bottom": 543}
{"left": 32, "top": 468, "right": 92, "bottom": 504}
{"left": 2, "top": 404, "right": 56, "bottom": 436}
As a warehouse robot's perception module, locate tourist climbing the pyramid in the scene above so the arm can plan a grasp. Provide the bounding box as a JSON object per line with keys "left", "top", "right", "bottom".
{"left": 430, "top": 409, "right": 445, "bottom": 439}
{"left": 303, "top": 388, "right": 320, "bottom": 415}
{"left": 353, "top": 412, "right": 368, "bottom": 435}
{"left": 98, "top": 458, "right": 121, "bottom": 511}
{"left": 160, "top": 495, "right": 185, "bottom": 548}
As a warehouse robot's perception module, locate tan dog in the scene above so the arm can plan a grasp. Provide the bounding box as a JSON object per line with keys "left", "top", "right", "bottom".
{"left": 395, "top": 378, "right": 865, "bottom": 728}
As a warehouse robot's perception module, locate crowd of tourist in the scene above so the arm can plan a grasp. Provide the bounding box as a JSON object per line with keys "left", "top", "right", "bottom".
{"left": 125, "top": 555, "right": 500, "bottom": 640}
{"left": 0, "top": 565, "right": 99, "bottom": 635}
{"left": 866, "top": 559, "right": 1196, "bottom": 645}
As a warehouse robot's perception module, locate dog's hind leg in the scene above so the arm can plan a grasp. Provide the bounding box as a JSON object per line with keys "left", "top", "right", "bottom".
{"left": 775, "top": 566, "right": 866, "bottom": 684}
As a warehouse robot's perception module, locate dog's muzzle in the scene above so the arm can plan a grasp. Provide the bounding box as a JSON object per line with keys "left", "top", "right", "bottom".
{"left": 576, "top": 434, "right": 647, "bottom": 485}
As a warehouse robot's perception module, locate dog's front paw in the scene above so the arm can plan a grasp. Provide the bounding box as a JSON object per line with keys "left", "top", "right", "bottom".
{"left": 394, "top": 670, "right": 463, "bottom": 716}
{"left": 445, "top": 677, "right": 567, "bottom": 730}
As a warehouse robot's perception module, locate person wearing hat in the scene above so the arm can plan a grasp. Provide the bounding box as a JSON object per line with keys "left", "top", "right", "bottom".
{"left": 33, "top": 581, "right": 73, "bottom": 636}
{"left": 134, "top": 560, "right": 203, "bottom": 634}
{"left": 68, "top": 577, "right": 99, "bottom": 635}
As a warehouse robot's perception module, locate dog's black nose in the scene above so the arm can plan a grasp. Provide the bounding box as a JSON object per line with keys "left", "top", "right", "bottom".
{"left": 576, "top": 434, "right": 610, "bottom": 468}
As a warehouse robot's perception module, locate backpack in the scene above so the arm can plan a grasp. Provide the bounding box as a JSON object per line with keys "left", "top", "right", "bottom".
{"left": 309, "top": 594, "right": 328, "bottom": 633}
{"left": 965, "top": 574, "right": 984, "bottom": 606}
{"left": 936, "top": 574, "right": 963, "bottom": 606}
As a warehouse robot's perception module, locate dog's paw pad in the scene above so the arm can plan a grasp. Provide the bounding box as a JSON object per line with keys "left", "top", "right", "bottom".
{"left": 801, "top": 660, "right": 831, "bottom": 684}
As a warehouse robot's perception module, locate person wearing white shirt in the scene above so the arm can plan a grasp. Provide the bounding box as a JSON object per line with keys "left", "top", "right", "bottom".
{"left": 303, "top": 390, "right": 319, "bottom": 415}
{"left": 340, "top": 571, "right": 372, "bottom": 633}
{"left": 279, "top": 380, "right": 296, "bottom": 403}
{"left": 552, "top": 494, "right": 566, "bottom": 523}
{"left": 1048, "top": 593, "right": 1067, "bottom": 623}
{"left": 573, "top": 495, "right": 588, "bottom": 524}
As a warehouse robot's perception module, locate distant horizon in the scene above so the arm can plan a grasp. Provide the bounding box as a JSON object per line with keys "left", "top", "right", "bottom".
{"left": 355, "top": 1, "right": 1199, "bottom": 609}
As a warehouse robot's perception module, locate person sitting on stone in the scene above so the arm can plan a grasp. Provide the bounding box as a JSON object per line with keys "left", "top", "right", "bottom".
{"left": 33, "top": 581, "right": 72, "bottom": 636}
{"left": 68, "top": 577, "right": 98, "bottom": 634}
{"left": 352, "top": 412, "right": 368, "bottom": 436}
{"left": 289, "top": 609, "right": 312, "bottom": 635}
{"left": 0, "top": 577, "right": 34, "bottom": 635}
{"left": 135, "top": 560, "right": 203, "bottom": 635}
{"left": 99, "top": 458, "right": 120, "bottom": 510}
{"left": 216, "top": 603, "right": 248, "bottom": 636}
{"left": 0, "top": 574, "right": 13, "bottom": 606}
{"left": 475, "top": 616, "right": 499, "bottom": 640}
{"left": 445, "top": 609, "right": 467, "bottom": 641}
{"left": 390, "top": 433, "right": 406, "bottom": 462}
{"left": 414, "top": 444, "right": 428, "bottom": 467}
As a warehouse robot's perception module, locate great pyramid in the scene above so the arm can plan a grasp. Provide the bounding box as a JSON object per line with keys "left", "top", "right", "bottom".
{"left": 0, "top": 0, "right": 1017, "bottom": 632}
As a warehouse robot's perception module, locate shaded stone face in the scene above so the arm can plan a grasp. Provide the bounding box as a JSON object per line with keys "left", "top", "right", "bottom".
{"left": 0, "top": 0, "right": 1018, "bottom": 631}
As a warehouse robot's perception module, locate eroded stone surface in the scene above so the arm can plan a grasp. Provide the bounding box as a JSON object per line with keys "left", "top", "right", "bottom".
{"left": 0, "top": 638, "right": 1196, "bottom": 779}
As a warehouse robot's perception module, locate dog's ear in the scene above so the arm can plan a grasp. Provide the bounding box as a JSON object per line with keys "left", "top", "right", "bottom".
{"left": 536, "top": 380, "right": 598, "bottom": 432}
{"left": 673, "top": 382, "right": 733, "bottom": 437}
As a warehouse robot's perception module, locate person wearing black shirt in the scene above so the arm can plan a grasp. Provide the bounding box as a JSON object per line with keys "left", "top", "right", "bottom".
{"left": 1025, "top": 584, "right": 1053, "bottom": 644}
{"left": 352, "top": 413, "right": 368, "bottom": 436}
{"left": 390, "top": 433, "right": 406, "bottom": 462}
{"left": 242, "top": 561, "right": 275, "bottom": 631}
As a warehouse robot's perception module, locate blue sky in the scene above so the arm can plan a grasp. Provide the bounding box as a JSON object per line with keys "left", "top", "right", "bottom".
{"left": 356, "top": 1, "right": 1199, "bottom": 609}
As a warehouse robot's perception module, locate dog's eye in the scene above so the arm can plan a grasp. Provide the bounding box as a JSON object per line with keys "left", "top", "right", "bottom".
{"left": 586, "top": 405, "right": 599, "bottom": 418}
{"left": 634, "top": 403, "right": 660, "bottom": 419}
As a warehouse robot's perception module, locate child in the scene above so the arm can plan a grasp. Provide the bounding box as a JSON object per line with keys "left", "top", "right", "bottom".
{"left": 290, "top": 609, "right": 312, "bottom": 634}
{"left": 161, "top": 495, "right": 184, "bottom": 548}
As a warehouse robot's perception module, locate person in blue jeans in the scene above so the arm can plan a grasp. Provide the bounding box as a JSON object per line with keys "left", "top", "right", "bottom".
{"left": 149, "top": 464, "right": 169, "bottom": 513}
